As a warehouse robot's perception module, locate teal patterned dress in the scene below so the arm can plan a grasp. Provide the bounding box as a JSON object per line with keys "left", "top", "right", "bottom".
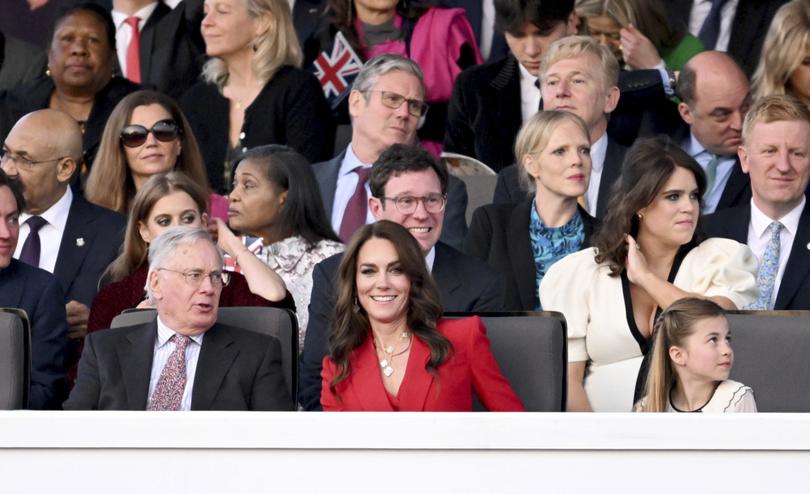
{"left": 530, "top": 201, "right": 585, "bottom": 310}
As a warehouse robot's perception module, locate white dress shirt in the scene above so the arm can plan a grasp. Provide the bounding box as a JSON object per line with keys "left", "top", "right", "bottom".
{"left": 480, "top": 0, "right": 495, "bottom": 60}
{"left": 112, "top": 2, "right": 159, "bottom": 77}
{"left": 747, "top": 197, "right": 805, "bottom": 309}
{"left": 585, "top": 133, "right": 608, "bottom": 217}
{"left": 424, "top": 246, "right": 436, "bottom": 273}
{"left": 688, "top": 0, "right": 739, "bottom": 52}
{"left": 14, "top": 187, "right": 72, "bottom": 273}
{"left": 684, "top": 132, "right": 736, "bottom": 214}
{"left": 330, "top": 144, "right": 375, "bottom": 235}
{"left": 147, "top": 316, "right": 204, "bottom": 411}
{"left": 518, "top": 62, "right": 541, "bottom": 124}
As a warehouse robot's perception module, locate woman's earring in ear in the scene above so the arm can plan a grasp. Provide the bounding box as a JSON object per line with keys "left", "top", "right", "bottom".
{"left": 637, "top": 212, "right": 644, "bottom": 221}
{"left": 45, "top": 66, "right": 51, "bottom": 77}
{"left": 353, "top": 295, "right": 360, "bottom": 313}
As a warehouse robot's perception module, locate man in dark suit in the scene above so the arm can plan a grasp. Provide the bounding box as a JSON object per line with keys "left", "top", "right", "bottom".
{"left": 65, "top": 227, "right": 293, "bottom": 410}
{"left": 704, "top": 95, "right": 810, "bottom": 310}
{"left": 676, "top": 51, "right": 752, "bottom": 214}
{"left": 0, "top": 169, "right": 69, "bottom": 409}
{"left": 110, "top": 0, "right": 205, "bottom": 99}
{"left": 493, "top": 36, "right": 625, "bottom": 219}
{"left": 312, "top": 54, "right": 469, "bottom": 250}
{"left": 664, "top": 0, "right": 788, "bottom": 78}
{"left": 0, "top": 30, "right": 46, "bottom": 91}
{"left": 1, "top": 109, "right": 125, "bottom": 347}
{"left": 301, "top": 143, "right": 505, "bottom": 410}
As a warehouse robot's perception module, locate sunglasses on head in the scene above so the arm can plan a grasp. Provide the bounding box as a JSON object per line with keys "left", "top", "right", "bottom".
{"left": 120, "top": 119, "right": 181, "bottom": 148}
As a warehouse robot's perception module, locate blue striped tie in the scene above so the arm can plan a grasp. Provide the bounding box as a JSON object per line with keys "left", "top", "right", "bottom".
{"left": 747, "top": 222, "right": 782, "bottom": 310}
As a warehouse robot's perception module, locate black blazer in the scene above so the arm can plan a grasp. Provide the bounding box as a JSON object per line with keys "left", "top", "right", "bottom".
{"left": 55, "top": 195, "right": 126, "bottom": 307}
{"left": 180, "top": 66, "right": 334, "bottom": 193}
{"left": 465, "top": 200, "right": 597, "bottom": 310}
{"left": 64, "top": 321, "right": 293, "bottom": 410}
{"left": 298, "top": 243, "right": 506, "bottom": 410}
{"left": 0, "top": 260, "right": 69, "bottom": 409}
{"left": 0, "top": 31, "right": 46, "bottom": 90}
{"left": 312, "top": 149, "right": 470, "bottom": 251}
{"left": 492, "top": 136, "right": 628, "bottom": 219}
{"left": 704, "top": 203, "right": 810, "bottom": 310}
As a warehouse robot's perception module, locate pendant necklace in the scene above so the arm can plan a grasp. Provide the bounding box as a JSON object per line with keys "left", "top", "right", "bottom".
{"left": 376, "top": 331, "right": 412, "bottom": 378}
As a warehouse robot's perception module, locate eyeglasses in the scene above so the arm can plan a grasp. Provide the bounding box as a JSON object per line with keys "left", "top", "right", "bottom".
{"left": 365, "top": 90, "right": 429, "bottom": 117}
{"left": 157, "top": 268, "right": 230, "bottom": 287}
{"left": 120, "top": 120, "right": 181, "bottom": 148}
{"left": 0, "top": 147, "right": 68, "bottom": 171}
{"left": 381, "top": 194, "right": 446, "bottom": 214}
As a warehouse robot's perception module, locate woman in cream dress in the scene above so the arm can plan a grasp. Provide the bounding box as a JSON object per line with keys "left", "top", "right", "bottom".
{"left": 540, "top": 137, "right": 758, "bottom": 412}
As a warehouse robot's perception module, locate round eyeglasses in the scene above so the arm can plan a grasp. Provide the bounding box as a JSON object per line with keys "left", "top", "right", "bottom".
{"left": 381, "top": 194, "right": 446, "bottom": 214}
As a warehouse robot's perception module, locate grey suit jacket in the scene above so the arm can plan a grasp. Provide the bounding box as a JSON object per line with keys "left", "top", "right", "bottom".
{"left": 312, "top": 148, "right": 469, "bottom": 250}
{"left": 64, "top": 321, "right": 293, "bottom": 411}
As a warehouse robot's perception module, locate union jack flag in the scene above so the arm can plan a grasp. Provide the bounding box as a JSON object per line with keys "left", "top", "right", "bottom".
{"left": 312, "top": 32, "right": 363, "bottom": 107}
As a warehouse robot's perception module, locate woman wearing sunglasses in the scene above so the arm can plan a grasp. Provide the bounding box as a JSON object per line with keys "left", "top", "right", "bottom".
{"left": 85, "top": 90, "right": 228, "bottom": 220}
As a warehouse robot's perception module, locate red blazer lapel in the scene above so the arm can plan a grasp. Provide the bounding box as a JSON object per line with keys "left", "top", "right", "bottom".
{"left": 397, "top": 335, "right": 434, "bottom": 411}
{"left": 347, "top": 337, "right": 394, "bottom": 411}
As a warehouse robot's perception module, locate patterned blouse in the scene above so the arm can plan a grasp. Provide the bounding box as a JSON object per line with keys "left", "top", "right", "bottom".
{"left": 224, "top": 235, "right": 344, "bottom": 352}
{"left": 529, "top": 202, "right": 585, "bottom": 310}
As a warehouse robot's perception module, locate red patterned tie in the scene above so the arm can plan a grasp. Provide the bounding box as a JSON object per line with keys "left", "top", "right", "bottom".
{"left": 148, "top": 335, "right": 190, "bottom": 411}
{"left": 124, "top": 16, "right": 142, "bottom": 84}
{"left": 339, "top": 166, "right": 371, "bottom": 241}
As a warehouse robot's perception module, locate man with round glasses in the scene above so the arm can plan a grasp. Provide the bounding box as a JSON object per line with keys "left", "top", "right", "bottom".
{"left": 66, "top": 227, "right": 293, "bottom": 410}
{"left": 300, "top": 143, "right": 505, "bottom": 410}
{"left": 1, "top": 109, "right": 125, "bottom": 363}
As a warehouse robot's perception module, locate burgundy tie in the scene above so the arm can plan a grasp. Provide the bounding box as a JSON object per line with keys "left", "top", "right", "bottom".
{"left": 339, "top": 166, "right": 371, "bottom": 242}
{"left": 19, "top": 216, "right": 47, "bottom": 268}
{"left": 148, "top": 335, "right": 190, "bottom": 411}
{"left": 124, "top": 16, "right": 142, "bottom": 84}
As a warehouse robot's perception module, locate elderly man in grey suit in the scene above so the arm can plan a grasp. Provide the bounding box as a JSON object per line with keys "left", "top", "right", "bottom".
{"left": 312, "top": 53, "right": 469, "bottom": 251}
{"left": 65, "top": 227, "right": 292, "bottom": 411}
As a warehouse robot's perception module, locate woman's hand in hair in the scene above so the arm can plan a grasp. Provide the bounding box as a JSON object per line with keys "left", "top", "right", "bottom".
{"left": 620, "top": 24, "right": 663, "bottom": 70}
{"left": 625, "top": 234, "right": 652, "bottom": 285}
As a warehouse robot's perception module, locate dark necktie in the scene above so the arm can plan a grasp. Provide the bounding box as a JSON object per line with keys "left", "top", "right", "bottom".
{"left": 339, "top": 166, "right": 371, "bottom": 242}
{"left": 19, "top": 216, "right": 47, "bottom": 268}
{"left": 124, "top": 16, "right": 142, "bottom": 84}
{"left": 698, "top": 0, "right": 731, "bottom": 50}
{"left": 534, "top": 79, "right": 542, "bottom": 111}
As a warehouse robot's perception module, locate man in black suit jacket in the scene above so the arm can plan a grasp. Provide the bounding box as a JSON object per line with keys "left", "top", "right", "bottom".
{"left": 300, "top": 144, "right": 505, "bottom": 410}
{"left": 676, "top": 51, "right": 752, "bottom": 214}
{"left": 0, "top": 170, "right": 69, "bottom": 409}
{"left": 65, "top": 227, "right": 292, "bottom": 410}
{"left": 492, "top": 36, "right": 625, "bottom": 219}
{"left": 704, "top": 95, "right": 810, "bottom": 310}
{"left": 312, "top": 54, "right": 469, "bottom": 250}
{"left": 1, "top": 110, "right": 125, "bottom": 346}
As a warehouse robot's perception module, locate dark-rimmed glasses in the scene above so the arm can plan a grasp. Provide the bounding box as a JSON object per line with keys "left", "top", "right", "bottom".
{"left": 365, "top": 90, "right": 429, "bottom": 117}
{"left": 157, "top": 268, "right": 230, "bottom": 287}
{"left": 120, "top": 119, "right": 181, "bottom": 148}
{"left": 381, "top": 194, "right": 446, "bottom": 214}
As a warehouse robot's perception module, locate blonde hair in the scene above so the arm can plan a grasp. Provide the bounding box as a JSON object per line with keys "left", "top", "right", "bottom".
{"left": 539, "top": 35, "right": 620, "bottom": 91}
{"left": 638, "top": 298, "right": 727, "bottom": 412}
{"left": 752, "top": 0, "right": 810, "bottom": 102}
{"left": 741, "top": 94, "right": 810, "bottom": 144}
{"left": 514, "top": 110, "right": 590, "bottom": 192}
{"left": 202, "top": 0, "right": 303, "bottom": 89}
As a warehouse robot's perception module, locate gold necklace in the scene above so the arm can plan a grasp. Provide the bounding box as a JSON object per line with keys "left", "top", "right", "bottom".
{"left": 375, "top": 331, "right": 411, "bottom": 378}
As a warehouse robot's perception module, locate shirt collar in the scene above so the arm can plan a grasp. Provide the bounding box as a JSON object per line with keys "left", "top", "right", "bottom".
{"left": 424, "top": 245, "right": 436, "bottom": 273}
{"left": 341, "top": 143, "right": 373, "bottom": 177}
{"left": 156, "top": 315, "right": 204, "bottom": 347}
{"left": 590, "top": 133, "right": 608, "bottom": 173}
{"left": 20, "top": 186, "right": 72, "bottom": 232}
{"left": 112, "top": 2, "right": 159, "bottom": 29}
{"left": 517, "top": 61, "right": 539, "bottom": 87}
{"left": 750, "top": 196, "right": 806, "bottom": 238}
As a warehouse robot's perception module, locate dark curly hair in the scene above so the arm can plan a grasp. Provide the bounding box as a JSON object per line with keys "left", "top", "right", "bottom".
{"left": 592, "top": 136, "right": 707, "bottom": 276}
{"left": 327, "top": 220, "right": 451, "bottom": 396}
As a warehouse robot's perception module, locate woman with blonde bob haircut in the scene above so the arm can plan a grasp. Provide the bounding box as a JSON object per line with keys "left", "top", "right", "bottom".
{"left": 466, "top": 111, "right": 598, "bottom": 310}
{"left": 180, "top": 0, "right": 334, "bottom": 193}
{"left": 85, "top": 90, "right": 211, "bottom": 214}
{"left": 752, "top": 0, "right": 810, "bottom": 108}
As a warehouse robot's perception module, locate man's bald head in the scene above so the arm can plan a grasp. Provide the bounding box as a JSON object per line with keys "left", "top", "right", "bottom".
{"left": 679, "top": 52, "right": 749, "bottom": 107}
{"left": 1, "top": 109, "right": 82, "bottom": 214}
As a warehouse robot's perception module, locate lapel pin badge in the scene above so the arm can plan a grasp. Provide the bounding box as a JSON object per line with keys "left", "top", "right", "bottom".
{"left": 76, "top": 237, "right": 85, "bottom": 247}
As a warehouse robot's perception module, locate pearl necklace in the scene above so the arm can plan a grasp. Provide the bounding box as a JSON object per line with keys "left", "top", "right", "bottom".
{"left": 375, "top": 331, "right": 412, "bottom": 378}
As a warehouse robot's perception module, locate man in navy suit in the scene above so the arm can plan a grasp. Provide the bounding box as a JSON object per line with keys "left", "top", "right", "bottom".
{"left": 301, "top": 143, "right": 505, "bottom": 410}
{"left": 0, "top": 169, "right": 69, "bottom": 409}
{"left": 704, "top": 95, "right": 810, "bottom": 310}
{"left": 1, "top": 110, "right": 125, "bottom": 348}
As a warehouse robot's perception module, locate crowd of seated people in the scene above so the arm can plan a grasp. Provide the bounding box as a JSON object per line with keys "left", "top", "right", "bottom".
{"left": 0, "top": 0, "right": 805, "bottom": 414}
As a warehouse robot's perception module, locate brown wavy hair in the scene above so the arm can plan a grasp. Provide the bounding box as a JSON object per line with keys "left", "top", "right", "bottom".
{"left": 85, "top": 90, "right": 209, "bottom": 213}
{"left": 327, "top": 220, "right": 451, "bottom": 396}
{"left": 592, "top": 136, "right": 706, "bottom": 276}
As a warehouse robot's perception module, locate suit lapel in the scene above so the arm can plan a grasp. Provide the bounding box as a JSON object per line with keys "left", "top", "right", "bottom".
{"left": 396, "top": 335, "right": 433, "bottom": 411}
{"left": 138, "top": 3, "right": 170, "bottom": 79}
{"left": 507, "top": 200, "right": 536, "bottom": 310}
{"left": 349, "top": 337, "right": 394, "bottom": 411}
{"left": 119, "top": 322, "right": 157, "bottom": 410}
{"left": 316, "top": 151, "right": 345, "bottom": 218}
{"left": 775, "top": 206, "right": 810, "bottom": 309}
{"left": 491, "top": 56, "right": 522, "bottom": 149}
{"left": 596, "top": 138, "right": 626, "bottom": 218}
{"left": 717, "top": 160, "right": 751, "bottom": 210}
{"left": 191, "top": 323, "right": 239, "bottom": 410}
{"left": 432, "top": 243, "right": 462, "bottom": 307}
{"left": 54, "top": 196, "right": 92, "bottom": 298}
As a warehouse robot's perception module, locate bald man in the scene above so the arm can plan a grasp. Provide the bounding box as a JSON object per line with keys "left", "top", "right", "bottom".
{"left": 676, "top": 51, "right": 752, "bottom": 214}
{"left": 1, "top": 109, "right": 125, "bottom": 350}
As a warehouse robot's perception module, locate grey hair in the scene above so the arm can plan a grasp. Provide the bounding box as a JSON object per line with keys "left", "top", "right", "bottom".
{"left": 351, "top": 54, "right": 426, "bottom": 97}
{"left": 145, "top": 227, "right": 223, "bottom": 302}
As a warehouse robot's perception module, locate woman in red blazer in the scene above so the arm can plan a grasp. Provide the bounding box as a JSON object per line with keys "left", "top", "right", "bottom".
{"left": 321, "top": 220, "right": 524, "bottom": 411}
